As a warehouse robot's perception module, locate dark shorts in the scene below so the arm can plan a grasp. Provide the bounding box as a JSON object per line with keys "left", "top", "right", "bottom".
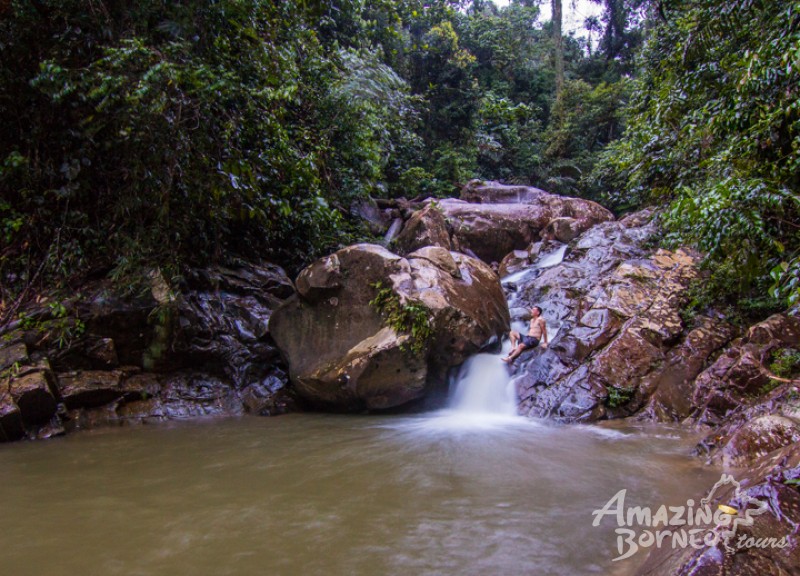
{"left": 521, "top": 335, "right": 540, "bottom": 348}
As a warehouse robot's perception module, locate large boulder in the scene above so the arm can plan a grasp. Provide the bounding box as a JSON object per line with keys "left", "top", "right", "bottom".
{"left": 437, "top": 198, "right": 557, "bottom": 263}
{"left": 507, "top": 212, "right": 734, "bottom": 423}
{"left": 392, "top": 181, "right": 614, "bottom": 264}
{"left": 269, "top": 244, "right": 509, "bottom": 411}
{"left": 393, "top": 203, "right": 452, "bottom": 254}
{"left": 455, "top": 180, "right": 613, "bottom": 260}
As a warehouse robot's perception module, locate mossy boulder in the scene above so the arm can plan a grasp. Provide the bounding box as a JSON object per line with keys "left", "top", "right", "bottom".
{"left": 269, "top": 244, "right": 509, "bottom": 411}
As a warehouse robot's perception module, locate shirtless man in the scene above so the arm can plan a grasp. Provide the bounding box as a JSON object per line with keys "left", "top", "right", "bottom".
{"left": 501, "top": 306, "right": 548, "bottom": 363}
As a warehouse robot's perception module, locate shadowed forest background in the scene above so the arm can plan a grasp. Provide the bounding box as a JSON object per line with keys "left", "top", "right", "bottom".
{"left": 1, "top": 0, "right": 798, "bottom": 323}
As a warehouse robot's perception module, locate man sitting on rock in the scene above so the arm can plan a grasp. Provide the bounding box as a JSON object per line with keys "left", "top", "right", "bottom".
{"left": 502, "top": 306, "right": 548, "bottom": 363}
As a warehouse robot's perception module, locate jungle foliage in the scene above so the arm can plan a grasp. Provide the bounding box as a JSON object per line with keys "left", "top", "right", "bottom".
{"left": 1, "top": 0, "right": 635, "bottom": 306}
{"left": 596, "top": 0, "right": 800, "bottom": 307}
{"left": 2, "top": 0, "right": 797, "bottom": 315}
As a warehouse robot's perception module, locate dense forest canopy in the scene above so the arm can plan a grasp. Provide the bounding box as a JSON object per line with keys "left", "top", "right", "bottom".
{"left": 1, "top": 0, "right": 798, "bottom": 317}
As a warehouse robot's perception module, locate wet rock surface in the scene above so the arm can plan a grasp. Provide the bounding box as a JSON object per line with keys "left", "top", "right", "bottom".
{"left": 636, "top": 443, "right": 800, "bottom": 576}
{"left": 640, "top": 317, "right": 738, "bottom": 422}
{"left": 691, "top": 314, "right": 800, "bottom": 428}
{"left": 505, "top": 211, "right": 734, "bottom": 424}
{"left": 497, "top": 217, "right": 799, "bottom": 575}
{"left": 687, "top": 313, "right": 800, "bottom": 467}
{"left": 0, "top": 261, "right": 296, "bottom": 441}
{"left": 269, "top": 244, "right": 509, "bottom": 411}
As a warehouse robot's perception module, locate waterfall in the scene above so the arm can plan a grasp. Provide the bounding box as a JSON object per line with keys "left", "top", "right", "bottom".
{"left": 449, "top": 342, "right": 517, "bottom": 416}
{"left": 501, "top": 243, "right": 568, "bottom": 286}
{"left": 536, "top": 243, "right": 568, "bottom": 268}
{"left": 443, "top": 242, "right": 568, "bottom": 422}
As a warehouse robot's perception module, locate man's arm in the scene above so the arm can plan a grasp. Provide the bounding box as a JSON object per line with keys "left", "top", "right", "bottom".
{"left": 541, "top": 320, "right": 548, "bottom": 347}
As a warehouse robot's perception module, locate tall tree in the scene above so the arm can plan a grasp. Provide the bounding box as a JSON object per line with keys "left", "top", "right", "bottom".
{"left": 552, "top": 0, "right": 564, "bottom": 94}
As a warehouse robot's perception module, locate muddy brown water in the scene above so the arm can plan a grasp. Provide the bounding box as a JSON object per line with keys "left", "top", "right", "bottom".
{"left": 0, "top": 411, "right": 720, "bottom": 576}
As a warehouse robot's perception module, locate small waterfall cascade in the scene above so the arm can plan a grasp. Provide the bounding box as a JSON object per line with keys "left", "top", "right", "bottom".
{"left": 446, "top": 242, "right": 568, "bottom": 420}
{"left": 501, "top": 243, "right": 568, "bottom": 286}
{"left": 448, "top": 341, "right": 517, "bottom": 416}
{"left": 537, "top": 243, "right": 568, "bottom": 268}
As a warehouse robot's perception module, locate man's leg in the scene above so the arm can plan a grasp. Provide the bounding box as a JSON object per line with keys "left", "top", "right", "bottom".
{"left": 502, "top": 343, "right": 518, "bottom": 362}
{"left": 503, "top": 343, "right": 528, "bottom": 363}
{"left": 507, "top": 343, "right": 529, "bottom": 362}
{"left": 509, "top": 330, "right": 520, "bottom": 347}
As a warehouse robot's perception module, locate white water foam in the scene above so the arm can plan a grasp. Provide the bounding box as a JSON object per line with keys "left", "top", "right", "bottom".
{"left": 537, "top": 243, "right": 568, "bottom": 268}
{"left": 400, "top": 343, "right": 531, "bottom": 433}
{"left": 501, "top": 243, "right": 568, "bottom": 286}
{"left": 572, "top": 424, "right": 630, "bottom": 440}
{"left": 449, "top": 347, "right": 517, "bottom": 416}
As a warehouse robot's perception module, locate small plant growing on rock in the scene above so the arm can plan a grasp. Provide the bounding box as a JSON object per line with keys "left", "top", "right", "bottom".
{"left": 17, "top": 301, "right": 86, "bottom": 350}
{"left": 369, "top": 282, "right": 433, "bottom": 356}
{"left": 605, "top": 385, "right": 635, "bottom": 408}
{"left": 784, "top": 478, "right": 800, "bottom": 490}
{"left": 770, "top": 348, "right": 800, "bottom": 380}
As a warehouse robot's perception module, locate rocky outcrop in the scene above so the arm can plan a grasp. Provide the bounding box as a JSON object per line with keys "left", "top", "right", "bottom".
{"left": 437, "top": 198, "right": 563, "bottom": 263}
{"left": 691, "top": 313, "right": 800, "bottom": 428}
{"left": 636, "top": 442, "right": 800, "bottom": 575}
{"left": 640, "top": 316, "right": 738, "bottom": 422}
{"left": 0, "top": 336, "right": 61, "bottom": 440}
{"left": 507, "top": 212, "right": 735, "bottom": 423}
{"left": 63, "top": 371, "right": 248, "bottom": 431}
{"left": 681, "top": 312, "right": 800, "bottom": 468}
{"left": 714, "top": 415, "right": 800, "bottom": 468}
{"left": 8, "top": 368, "right": 58, "bottom": 428}
{"left": 497, "top": 211, "right": 800, "bottom": 574}
{"left": 0, "top": 261, "right": 296, "bottom": 442}
{"left": 269, "top": 244, "right": 509, "bottom": 411}
{"left": 393, "top": 203, "right": 452, "bottom": 254}
{"left": 438, "top": 195, "right": 613, "bottom": 264}
{"left": 391, "top": 181, "right": 614, "bottom": 264}
{"left": 458, "top": 180, "right": 613, "bottom": 256}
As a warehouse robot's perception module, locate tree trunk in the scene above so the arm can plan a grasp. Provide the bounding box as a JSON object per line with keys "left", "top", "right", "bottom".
{"left": 552, "top": 0, "right": 564, "bottom": 95}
